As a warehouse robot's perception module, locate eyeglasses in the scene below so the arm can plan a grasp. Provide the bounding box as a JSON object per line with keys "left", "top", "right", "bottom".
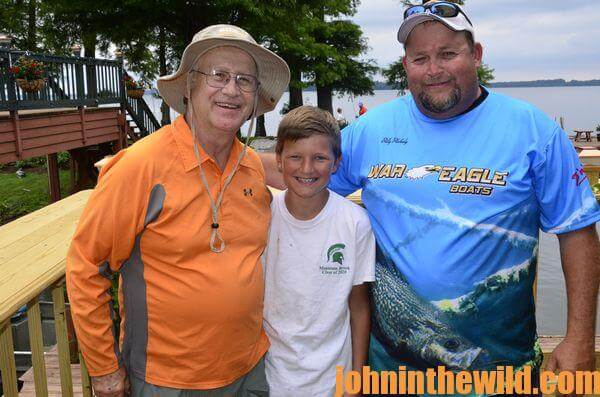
{"left": 190, "top": 69, "right": 259, "bottom": 93}
{"left": 404, "top": 2, "right": 473, "bottom": 26}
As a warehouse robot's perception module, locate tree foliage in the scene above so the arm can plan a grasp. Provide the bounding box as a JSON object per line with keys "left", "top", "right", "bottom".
{"left": 1, "top": 0, "right": 376, "bottom": 123}
{"left": 477, "top": 63, "right": 495, "bottom": 86}
{"left": 0, "top": 0, "right": 40, "bottom": 51}
{"left": 382, "top": 58, "right": 408, "bottom": 95}
{"left": 310, "top": 19, "right": 376, "bottom": 95}
{"left": 302, "top": 2, "right": 375, "bottom": 112}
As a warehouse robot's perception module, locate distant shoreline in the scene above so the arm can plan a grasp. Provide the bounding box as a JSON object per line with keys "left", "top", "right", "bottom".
{"left": 377, "top": 79, "right": 600, "bottom": 90}
{"left": 309, "top": 79, "right": 600, "bottom": 91}
{"left": 487, "top": 79, "right": 600, "bottom": 88}
{"left": 145, "top": 79, "right": 600, "bottom": 95}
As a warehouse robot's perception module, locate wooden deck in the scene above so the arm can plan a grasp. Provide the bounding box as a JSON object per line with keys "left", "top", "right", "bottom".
{"left": 17, "top": 346, "right": 90, "bottom": 396}
{"left": 0, "top": 106, "right": 125, "bottom": 164}
{"left": 0, "top": 190, "right": 93, "bottom": 397}
{"left": 13, "top": 336, "right": 600, "bottom": 396}
{"left": 0, "top": 191, "right": 92, "bottom": 323}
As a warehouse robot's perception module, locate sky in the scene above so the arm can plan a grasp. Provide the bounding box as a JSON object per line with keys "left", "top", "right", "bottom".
{"left": 352, "top": 0, "right": 600, "bottom": 82}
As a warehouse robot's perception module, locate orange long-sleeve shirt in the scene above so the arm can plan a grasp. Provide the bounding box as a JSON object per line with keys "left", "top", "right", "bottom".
{"left": 66, "top": 115, "right": 270, "bottom": 389}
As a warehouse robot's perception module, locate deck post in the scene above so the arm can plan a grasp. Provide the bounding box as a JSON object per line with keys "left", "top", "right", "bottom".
{"left": 5, "top": 50, "right": 18, "bottom": 110}
{"left": 86, "top": 63, "right": 98, "bottom": 102}
{"left": 46, "top": 152, "right": 61, "bottom": 203}
{"left": 10, "top": 110, "right": 23, "bottom": 159}
{"left": 75, "top": 61, "right": 85, "bottom": 100}
{"left": 0, "top": 320, "right": 18, "bottom": 397}
{"left": 52, "top": 282, "right": 74, "bottom": 397}
{"left": 27, "top": 296, "right": 49, "bottom": 397}
{"left": 583, "top": 165, "right": 600, "bottom": 186}
{"left": 79, "top": 351, "right": 93, "bottom": 397}
{"left": 79, "top": 106, "right": 87, "bottom": 145}
{"left": 69, "top": 153, "right": 77, "bottom": 193}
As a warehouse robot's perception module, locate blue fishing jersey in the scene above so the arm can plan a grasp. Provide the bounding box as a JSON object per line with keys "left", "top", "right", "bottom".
{"left": 330, "top": 90, "right": 600, "bottom": 371}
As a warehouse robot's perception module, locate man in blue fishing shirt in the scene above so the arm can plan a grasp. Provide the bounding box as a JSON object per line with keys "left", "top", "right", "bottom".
{"left": 261, "top": 1, "right": 600, "bottom": 394}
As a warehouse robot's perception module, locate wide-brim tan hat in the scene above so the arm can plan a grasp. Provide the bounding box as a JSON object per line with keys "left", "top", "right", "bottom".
{"left": 157, "top": 24, "right": 290, "bottom": 117}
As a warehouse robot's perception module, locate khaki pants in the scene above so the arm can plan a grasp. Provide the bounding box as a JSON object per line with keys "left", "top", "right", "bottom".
{"left": 130, "top": 357, "right": 268, "bottom": 397}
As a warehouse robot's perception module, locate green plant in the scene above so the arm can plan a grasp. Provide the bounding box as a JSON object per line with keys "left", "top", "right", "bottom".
{"left": 9, "top": 56, "right": 47, "bottom": 81}
{"left": 57, "top": 151, "right": 71, "bottom": 168}
{"left": 110, "top": 274, "right": 121, "bottom": 339}
{"left": 15, "top": 156, "right": 46, "bottom": 169}
{"left": 595, "top": 124, "right": 600, "bottom": 132}
{"left": 11, "top": 152, "right": 70, "bottom": 169}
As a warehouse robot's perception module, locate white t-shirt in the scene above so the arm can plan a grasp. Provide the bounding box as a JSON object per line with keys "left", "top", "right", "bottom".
{"left": 263, "top": 189, "right": 376, "bottom": 397}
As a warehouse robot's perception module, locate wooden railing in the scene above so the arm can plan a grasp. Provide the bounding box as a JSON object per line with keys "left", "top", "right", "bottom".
{"left": 0, "top": 49, "right": 160, "bottom": 138}
{"left": 0, "top": 190, "right": 92, "bottom": 397}
{"left": 124, "top": 95, "right": 161, "bottom": 138}
{"left": 0, "top": 50, "right": 122, "bottom": 111}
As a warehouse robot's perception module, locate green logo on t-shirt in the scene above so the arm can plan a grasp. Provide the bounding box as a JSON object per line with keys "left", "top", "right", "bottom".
{"left": 327, "top": 243, "right": 346, "bottom": 265}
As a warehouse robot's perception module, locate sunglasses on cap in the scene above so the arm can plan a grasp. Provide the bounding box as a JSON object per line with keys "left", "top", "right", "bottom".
{"left": 404, "top": 2, "right": 473, "bottom": 26}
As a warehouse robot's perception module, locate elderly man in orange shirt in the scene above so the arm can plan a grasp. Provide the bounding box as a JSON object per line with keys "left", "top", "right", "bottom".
{"left": 66, "top": 25, "right": 289, "bottom": 397}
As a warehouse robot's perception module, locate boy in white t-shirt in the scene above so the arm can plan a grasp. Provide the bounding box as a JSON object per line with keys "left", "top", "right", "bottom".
{"left": 263, "top": 106, "right": 375, "bottom": 397}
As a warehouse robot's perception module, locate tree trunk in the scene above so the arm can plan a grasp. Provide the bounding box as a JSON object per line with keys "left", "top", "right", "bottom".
{"left": 255, "top": 115, "right": 266, "bottom": 137}
{"left": 185, "top": 3, "right": 204, "bottom": 43}
{"left": 26, "top": 0, "right": 36, "bottom": 51}
{"left": 185, "top": 8, "right": 194, "bottom": 43}
{"left": 158, "top": 26, "right": 171, "bottom": 125}
{"left": 82, "top": 32, "right": 97, "bottom": 58}
{"left": 288, "top": 67, "right": 303, "bottom": 110}
{"left": 82, "top": 32, "right": 98, "bottom": 100}
{"left": 316, "top": 85, "right": 333, "bottom": 114}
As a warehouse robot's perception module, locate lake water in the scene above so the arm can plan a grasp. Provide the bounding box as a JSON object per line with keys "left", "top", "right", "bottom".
{"left": 145, "top": 86, "right": 600, "bottom": 137}
{"left": 144, "top": 86, "right": 600, "bottom": 335}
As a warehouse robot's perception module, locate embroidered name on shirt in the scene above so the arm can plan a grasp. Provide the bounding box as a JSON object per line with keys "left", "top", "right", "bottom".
{"left": 381, "top": 137, "right": 408, "bottom": 145}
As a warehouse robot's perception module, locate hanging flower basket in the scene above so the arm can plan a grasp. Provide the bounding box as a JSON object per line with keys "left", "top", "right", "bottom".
{"left": 126, "top": 88, "right": 145, "bottom": 99}
{"left": 10, "top": 56, "right": 48, "bottom": 93}
{"left": 16, "top": 78, "right": 46, "bottom": 93}
{"left": 123, "top": 74, "right": 146, "bottom": 99}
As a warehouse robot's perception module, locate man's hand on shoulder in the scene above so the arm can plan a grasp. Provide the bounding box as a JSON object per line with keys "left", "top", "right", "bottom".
{"left": 91, "top": 366, "right": 130, "bottom": 397}
{"left": 257, "top": 152, "right": 286, "bottom": 190}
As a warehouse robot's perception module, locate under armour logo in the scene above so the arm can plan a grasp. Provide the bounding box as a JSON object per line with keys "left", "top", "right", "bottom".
{"left": 243, "top": 188, "right": 253, "bottom": 196}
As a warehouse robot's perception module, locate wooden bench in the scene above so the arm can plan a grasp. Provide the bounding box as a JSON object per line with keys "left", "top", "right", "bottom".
{"left": 0, "top": 190, "right": 92, "bottom": 397}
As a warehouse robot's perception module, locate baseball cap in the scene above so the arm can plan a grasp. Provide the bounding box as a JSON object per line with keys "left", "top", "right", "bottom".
{"left": 397, "top": 1, "right": 474, "bottom": 44}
